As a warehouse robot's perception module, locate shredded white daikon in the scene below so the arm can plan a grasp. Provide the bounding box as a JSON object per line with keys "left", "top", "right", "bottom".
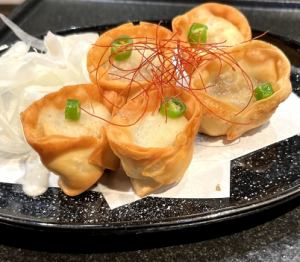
{"left": 0, "top": 17, "right": 98, "bottom": 195}
{"left": 0, "top": 28, "right": 98, "bottom": 155}
{"left": 0, "top": 13, "right": 45, "bottom": 52}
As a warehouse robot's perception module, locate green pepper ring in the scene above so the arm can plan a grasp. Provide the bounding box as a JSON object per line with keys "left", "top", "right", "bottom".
{"left": 254, "top": 82, "right": 274, "bottom": 101}
{"left": 65, "top": 99, "right": 81, "bottom": 121}
{"left": 111, "top": 35, "right": 133, "bottom": 61}
{"left": 159, "top": 97, "right": 187, "bottom": 118}
{"left": 187, "top": 23, "right": 208, "bottom": 45}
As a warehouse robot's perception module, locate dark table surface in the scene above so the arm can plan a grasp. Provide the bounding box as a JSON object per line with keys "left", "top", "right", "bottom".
{"left": 0, "top": 0, "right": 299, "bottom": 261}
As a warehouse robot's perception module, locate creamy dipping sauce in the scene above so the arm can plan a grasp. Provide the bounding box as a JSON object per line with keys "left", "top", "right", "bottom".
{"left": 132, "top": 113, "right": 188, "bottom": 148}
{"left": 39, "top": 102, "right": 111, "bottom": 137}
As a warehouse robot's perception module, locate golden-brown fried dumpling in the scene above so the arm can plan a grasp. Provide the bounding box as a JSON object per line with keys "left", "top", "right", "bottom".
{"left": 190, "top": 40, "right": 292, "bottom": 140}
{"left": 172, "top": 3, "right": 251, "bottom": 46}
{"left": 106, "top": 86, "right": 202, "bottom": 196}
{"left": 87, "top": 22, "right": 175, "bottom": 96}
{"left": 21, "top": 84, "right": 120, "bottom": 196}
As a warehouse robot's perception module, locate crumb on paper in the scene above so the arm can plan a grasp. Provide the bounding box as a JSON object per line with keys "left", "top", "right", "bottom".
{"left": 215, "top": 184, "right": 221, "bottom": 191}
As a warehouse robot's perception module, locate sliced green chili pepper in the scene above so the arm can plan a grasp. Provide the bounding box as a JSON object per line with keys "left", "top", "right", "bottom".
{"left": 188, "top": 23, "right": 208, "bottom": 45}
{"left": 159, "top": 97, "right": 187, "bottom": 118}
{"left": 111, "top": 35, "right": 133, "bottom": 61}
{"left": 65, "top": 99, "right": 80, "bottom": 121}
{"left": 254, "top": 82, "right": 274, "bottom": 100}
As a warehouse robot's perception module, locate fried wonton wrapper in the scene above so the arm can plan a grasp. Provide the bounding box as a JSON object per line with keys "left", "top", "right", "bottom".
{"left": 190, "top": 40, "right": 292, "bottom": 140}
{"left": 87, "top": 22, "right": 175, "bottom": 96}
{"left": 21, "top": 84, "right": 121, "bottom": 196}
{"left": 172, "top": 3, "right": 251, "bottom": 46}
{"left": 172, "top": 3, "right": 252, "bottom": 75}
{"left": 106, "top": 86, "right": 202, "bottom": 196}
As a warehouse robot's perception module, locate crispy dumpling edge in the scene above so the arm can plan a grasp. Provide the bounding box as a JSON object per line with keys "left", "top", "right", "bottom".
{"left": 172, "top": 2, "right": 252, "bottom": 43}
{"left": 106, "top": 86, "right": 202, "bottom": 196}
{"left": 87, "top": 21, "right": 175, "bottom": 96}
{"left": 20, "top": 83, "right": 121, "bottom": 196}
{"left": 190, "top": 40, "right": 292, "bottom": 140}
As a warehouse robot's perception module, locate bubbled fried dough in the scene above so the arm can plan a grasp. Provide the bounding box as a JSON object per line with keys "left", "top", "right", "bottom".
{"left": 87, "top": 22, "right": 175, "bottom": 97}
{"left": 21, "top": 84, "right": 121, "bottom": 196}
{"left": 106, "top": 86, "right": 202, "bottom": 196}
{"left": 190, "top": 40, "right": 292, "bottom": 140}
{"left": 172, "top": 3, "right": 251, "bottom": 45}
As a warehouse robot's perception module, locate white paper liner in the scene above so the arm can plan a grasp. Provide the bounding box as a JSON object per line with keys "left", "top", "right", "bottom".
{"left": 1, "top": 93, "right": 299, "bottom": 209}
{"left": 90, "top": 93, "right": 300, "bottom": 208}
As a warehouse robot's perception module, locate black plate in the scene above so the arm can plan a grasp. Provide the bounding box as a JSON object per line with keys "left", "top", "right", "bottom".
{"left": 0, "top": 24, "right": 299, "bottom": 234}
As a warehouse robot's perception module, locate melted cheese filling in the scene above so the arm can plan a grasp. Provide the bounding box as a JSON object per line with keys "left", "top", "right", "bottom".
{"left": 207, "top": 70, "right": 256, "bottom": 108}
{"left": 132, "top": 113, "right": 188, "bottom": 148}
{"left": 39, "top": 102, "right": 111, "bottom": 137}
{"left": 195, "top": 16, "right": 244, "bottom": 45}
{"left": 108, "top": 43, "right": 161, "bottom": 82}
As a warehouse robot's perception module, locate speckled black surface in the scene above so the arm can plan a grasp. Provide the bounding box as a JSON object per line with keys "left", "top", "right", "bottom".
{"left": 0, "top": 0, "right": 299, "bottom": 261}
{"left": 0, "top": 132, "right": 299, "bottom": 230}
{"left": 0, "top": 200, "right": 299, "bottom": 261}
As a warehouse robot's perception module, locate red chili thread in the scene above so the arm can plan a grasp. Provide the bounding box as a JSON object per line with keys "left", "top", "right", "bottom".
{"left": 84, "top": 26, "right": 268, "bottom": 127}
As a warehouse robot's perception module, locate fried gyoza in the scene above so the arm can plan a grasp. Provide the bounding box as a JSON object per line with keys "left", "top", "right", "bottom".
{"left": 21, "top": 84, "right": 120, "bottom": 196}
{"left": 190, "top": 40, "right": 292, "bottom": 140}
{"left": 87, "top": 22, "right": 174, "bottom": 96}
{"left": 172, "top": 3, "right": 251, "bottom": 46}
{"left": 106, "top": 86, "right": 202, "bottom": 196}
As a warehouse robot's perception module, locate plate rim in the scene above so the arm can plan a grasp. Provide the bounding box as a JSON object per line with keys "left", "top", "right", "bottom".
{"left": 0, "top": 184, "right": 298, "bottom": 233}
{"left": 0, "top": 24, "right": 299, "bottom": 233}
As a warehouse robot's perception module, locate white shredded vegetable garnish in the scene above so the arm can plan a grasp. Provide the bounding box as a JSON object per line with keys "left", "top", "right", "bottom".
{"left": 0, "top": 18, "right": 98, "bottom": 196}
{"left": 0, "top": 32, "right": 98, "bottom": 155}
{"left": 0, "top": 13, "right": 46, "bottom": 52}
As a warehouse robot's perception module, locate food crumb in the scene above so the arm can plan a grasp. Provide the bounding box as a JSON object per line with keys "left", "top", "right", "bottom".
{"left": 215, "top": 184, "right": 221, "bottom": 191}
